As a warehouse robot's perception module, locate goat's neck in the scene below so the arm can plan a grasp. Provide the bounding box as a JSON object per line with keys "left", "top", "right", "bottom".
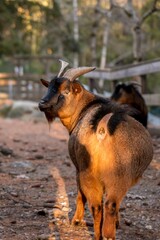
{"left": 60, "top": 90, "right": 95, "bottom": 133}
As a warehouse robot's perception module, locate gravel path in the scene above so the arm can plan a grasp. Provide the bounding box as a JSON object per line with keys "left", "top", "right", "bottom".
{"left": 0, "top": 118, "right": 159, "bottom": 240}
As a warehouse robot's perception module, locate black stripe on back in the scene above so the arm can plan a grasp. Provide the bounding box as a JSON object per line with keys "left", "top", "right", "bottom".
{"left": 79, "top": 96, "right": 127, "bottom": 135}
{"left": 72, "top": 96, "right": 133, "bottom": 136}
{"left": 107, "top": 111, "right": 127, "bottom": 135}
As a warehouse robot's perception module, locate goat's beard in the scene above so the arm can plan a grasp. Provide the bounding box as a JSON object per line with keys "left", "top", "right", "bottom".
{"left": 44, "top": 111, "right": 55, "bottom": 124}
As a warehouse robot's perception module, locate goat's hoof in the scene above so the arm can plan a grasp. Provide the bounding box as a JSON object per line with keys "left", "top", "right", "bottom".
{"left": 71, "top": 219, "right": 84, "bottom": 226}
{"left": 72, "top": 219, "right": 80, "bottom": 225}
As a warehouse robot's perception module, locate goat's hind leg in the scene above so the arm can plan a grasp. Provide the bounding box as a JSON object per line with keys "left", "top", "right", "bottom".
{"left": 90, "top": 201, "right": 103, "bottom": 240}
{"left": 102, "top": 190, "right": 126, "bottom": 240}
{"left": 87, "top": 191, "right": 103, "bottom": 240}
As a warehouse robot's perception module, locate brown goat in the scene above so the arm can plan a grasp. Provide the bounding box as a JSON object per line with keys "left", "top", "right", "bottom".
{"left": 39, "top": 60, "right": 153, "bottom": 240}
{"left": 111, "top": 83, "right": 148, "bottom": 128}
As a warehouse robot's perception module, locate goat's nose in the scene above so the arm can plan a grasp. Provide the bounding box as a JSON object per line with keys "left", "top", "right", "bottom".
{"left": 38, "top": 100, "right": 47, "bottom": 111}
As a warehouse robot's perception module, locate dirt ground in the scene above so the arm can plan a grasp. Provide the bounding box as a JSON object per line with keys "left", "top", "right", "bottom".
{"left": 0, "top": 117, "right": 160, "bottom": 240}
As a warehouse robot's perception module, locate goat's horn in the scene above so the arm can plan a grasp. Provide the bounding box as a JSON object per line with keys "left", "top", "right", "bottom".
{"left": 63, "top": 67, "right": 96, "bottom": 82}
{"left": 129, "top": 81, "right": 142, "bottom": 87}
{"left": 57, "top": 59, "right": 69, "bottom": 77}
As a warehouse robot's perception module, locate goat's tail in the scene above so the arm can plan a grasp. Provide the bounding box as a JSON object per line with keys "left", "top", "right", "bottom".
{"left": 107, "top": 111, "right": 126, "bottom": 135}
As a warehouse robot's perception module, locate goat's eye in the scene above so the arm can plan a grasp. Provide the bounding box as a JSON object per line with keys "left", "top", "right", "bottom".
{"left": 63, "top": 89, "right": 70, "bottom": 95}
{"left": 58, "top": 94, "right": 64, "bottom": 101}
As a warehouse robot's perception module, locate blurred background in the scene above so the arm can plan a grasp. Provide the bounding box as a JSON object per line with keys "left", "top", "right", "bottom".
{"left": 1, "top": 3, "right": 160, "bottom": 240}
{"left": 0, "top": 0, "right": 160, "bottom": 124}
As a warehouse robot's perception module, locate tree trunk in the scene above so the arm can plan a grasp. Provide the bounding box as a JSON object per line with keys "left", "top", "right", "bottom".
{"left": 122, "top": 0, "right": 158, "bottom": 93}
{"left": 99, "top": 19, "right": 110, "bottom": 90}
{"left": 132, "top": 23, "right": 143, "bottom": 92}
{"left": 89, "top": 0, "right": 101, "bottom": 92}
{"left": 132, "top": 24, "right": 142, "bottom": 63}
{"left": 73, "top": 0, "right": 79, "bottom": 68}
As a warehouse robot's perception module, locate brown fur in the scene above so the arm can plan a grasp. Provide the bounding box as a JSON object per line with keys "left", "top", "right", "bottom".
{"left": 39, "top": 78, "right": 153, "bottom": 240}
{"left": 111, "top": 83, "right": 148, "bottom": 128}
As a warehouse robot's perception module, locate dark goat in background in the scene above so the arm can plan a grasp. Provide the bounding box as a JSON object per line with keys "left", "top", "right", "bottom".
{"left": 111, "top": 83, "right": 148, "bottom": 128}
{"left": 39, "top": 60, "right": 153, "bottom": 240}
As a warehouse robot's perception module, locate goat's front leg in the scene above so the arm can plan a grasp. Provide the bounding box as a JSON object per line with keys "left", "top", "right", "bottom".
{"left": 71, "top": 172, "right": 86, "bottom": 225}
{"left": 71, "top": 189, "right": 87, "bottom": 225}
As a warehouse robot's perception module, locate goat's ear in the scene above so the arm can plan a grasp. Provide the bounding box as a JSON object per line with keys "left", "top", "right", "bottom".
{"left": 72, "top": 82, "right": 82, "bottom": 94}
{"left": 40, "top": 79, "right": 49, "bottom": 88}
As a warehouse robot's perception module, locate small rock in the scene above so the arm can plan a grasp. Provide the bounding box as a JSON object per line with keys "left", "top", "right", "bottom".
{"left": 26, "top": 168, "right": 36, "bottom": 173}
{"left": 142, "top": 215, "right": 146, "bottom": 220}
{"left": 145, "top": 225, "right": 152, "bottom": 230}
{"left": 30, "top": 149, "right": 38, "bottom": 152}
{"left": 13, "top": 138, "right": 21, "bottom": 142}
{"left": 119, "top": 206, "right": 126, "bottom": 211}
{"left": 9, "top": 171, "right": 18, "bottom": 176}
{"left": 52, "top": 208, "right": 63, "bottom": 218}
{"left": 37, "top": 234, "right": 50, "bottom": 240}
{"left": 34, "top": 154, "right": 44, "bottom": 160}
{"left": 126, "top": 203, "right": 131, "bottom": 208}
{"left": 124, "top": 218, "right": 132, "bottom": 226}
{"left": 68, "top": 191, "right": 75, "bottom": 197}
{"left": 31, "top": 183, "right": 42, "bottom": 188}
{"left": 60, "top": 139, "right": 67, "bottom": 142}
{"left": 151, "top": 191, "right": 156, "bottom": 194}
{"left": 62, "top": 206, "right": 69, "bottom": 212}
{"left": 45, "top": 199, "right": 56, "bottom": 204}
{"left": 52, "top": 204, "right": 61, "bottom": 209}
{"left": 23, "top": 204, "right": 31, "bottom": 209}
{"left": 120, "top": 212, "right": 125, "bottom": 217}
{"left": 63, "top": 159, "right": 71, "bottom": 167}
{"left": 11, "top": 161, "right": 32, "bottom": 168}
{"left": 26, "top": 156, "right": 34, "bottom": 160}
{"left": 0, "top": 225, "right": 4, "bottom": 230}
{"left": 126, "top": 194, "right": 145, "bottom": 200}
{"left": 49, "top": 219, "right": 56, "bottom": 225}
{"left": 0, "top": 146, "right": 13, "bottom": 156}
{"left": 61, "top": 202, "right": 67, "bottom": 206}
{"left": 43, "top": 203, "right": 54, "bottom": 208}
{"left": 142, "top": 202, "right": 148, "bottom": 206}
{"left": 51, "top": 233, "right": 60, "bottom": 238}
{"left": 59, "top": 195, "right": 64, "bottom": 199}
{"left": 16, "top": 174, "right": 29, "bottom": 179}
{"left": 146, "top": 217, "right": 150, "bottom": 221}
{"left": 10, "top": 192, "right": 18, "bottom": 197}
{"left": 36, "top": 209, "right": 48, "bottom": 216}
{"left": 10, "top": 220, "right": 16, "bottom": 224}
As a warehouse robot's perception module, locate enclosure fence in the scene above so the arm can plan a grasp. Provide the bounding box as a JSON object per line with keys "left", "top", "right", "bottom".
{"left": 0, "top": 58, "right": 160, "bottom": 106}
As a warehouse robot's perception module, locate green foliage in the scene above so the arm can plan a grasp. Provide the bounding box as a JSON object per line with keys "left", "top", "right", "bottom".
{"left": 0, "top": 0, "right": 160, "bottom": 92}
{"left": 0, "top": 105, "right": 12, "bottom": 117}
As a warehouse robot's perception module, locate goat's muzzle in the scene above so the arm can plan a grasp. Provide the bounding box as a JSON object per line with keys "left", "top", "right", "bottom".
{"left": 39, "top": 100, "right": 52, "bottom": 112}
